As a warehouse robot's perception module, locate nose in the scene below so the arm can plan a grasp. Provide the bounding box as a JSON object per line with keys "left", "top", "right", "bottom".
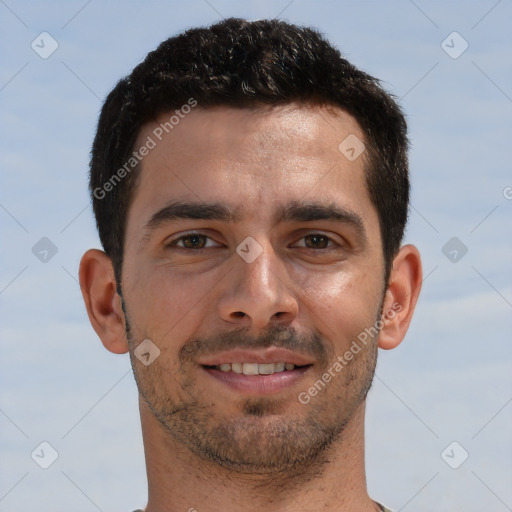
{"left": 217, "top": 241, "right": 299, "bottom": 330}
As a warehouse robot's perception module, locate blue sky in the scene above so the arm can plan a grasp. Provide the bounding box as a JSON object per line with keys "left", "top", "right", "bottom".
{"left": 1, "top": 1, "right": 511, "bottom": 511}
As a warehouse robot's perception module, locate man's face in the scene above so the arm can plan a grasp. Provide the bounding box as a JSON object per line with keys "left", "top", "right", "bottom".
{"left": 121, "top": 104, "right": 387, "bottom": 473}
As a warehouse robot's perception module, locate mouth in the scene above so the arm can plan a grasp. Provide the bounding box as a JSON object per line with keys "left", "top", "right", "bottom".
{"left": 198, "top": 348, "right": 314, "bottom": 395}
{"left": 205, "top": 361, "right": 305, "bottom": 375}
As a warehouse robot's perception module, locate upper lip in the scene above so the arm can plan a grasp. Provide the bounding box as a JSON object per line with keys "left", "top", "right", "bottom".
{"left": 198, "top": 347, "right": 314, "bottom": 366}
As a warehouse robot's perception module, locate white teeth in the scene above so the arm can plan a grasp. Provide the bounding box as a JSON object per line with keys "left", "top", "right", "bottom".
{"left": 242, "top": 363, "right": 259, "bottom": 375}
{"left": 231, "top": 362, "right": 243, "bottom": 374}
{"left": 258, "top": 363, "right": 275, "bottom": 375}
{"left": 214, "top": 362, "right": 297, "bottom": 374}
{"left": 274, "top": 362, "right": 285, "bottom": 372}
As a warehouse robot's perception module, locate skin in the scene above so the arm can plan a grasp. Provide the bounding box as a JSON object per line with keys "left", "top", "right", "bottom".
{"left": 80, "top": 104, "right": 422, "bottom": 512}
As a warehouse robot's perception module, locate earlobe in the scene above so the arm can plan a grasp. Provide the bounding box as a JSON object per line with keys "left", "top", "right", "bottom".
{"left": 378, "top": 244, "right": 422, "bottom": 350}
{"left": 79, "top": 249, "right": 129, "bottom": 354}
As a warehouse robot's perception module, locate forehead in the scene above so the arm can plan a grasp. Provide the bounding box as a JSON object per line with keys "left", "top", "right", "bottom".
{"left": 141, "top": 103, "right": 365, "bottom": 165}
{"left": 126, "top": 104, "right": 376, "bottom": 236}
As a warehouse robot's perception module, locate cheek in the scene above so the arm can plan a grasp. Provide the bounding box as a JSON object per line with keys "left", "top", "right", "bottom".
{"left": 294, "top": 267, "right": 383, "bottom": 350}
{"left": 123, "top": 263, "right": 216, "bottom": 343}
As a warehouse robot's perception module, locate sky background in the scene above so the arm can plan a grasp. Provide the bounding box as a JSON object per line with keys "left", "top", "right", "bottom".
{"left": 1, "top": 1, "right": 511, "bottom": 511}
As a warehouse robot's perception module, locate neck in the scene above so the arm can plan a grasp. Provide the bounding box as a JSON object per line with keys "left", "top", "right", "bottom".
{"left": 139, "top": 398, "right": 379, "bottom": 512}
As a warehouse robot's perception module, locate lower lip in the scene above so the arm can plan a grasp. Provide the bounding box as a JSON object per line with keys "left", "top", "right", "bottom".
{"left": 202, "top": 366, "right": 311, "bottom": 395}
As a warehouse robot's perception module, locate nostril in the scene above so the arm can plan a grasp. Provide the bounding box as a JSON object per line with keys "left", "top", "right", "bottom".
{"left": 233, "top": 311, "right": 246, "bottom": 318}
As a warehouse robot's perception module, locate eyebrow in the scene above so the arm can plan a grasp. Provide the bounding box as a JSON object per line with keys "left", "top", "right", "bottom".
{"left": 277, "top": 201, "right": 367, "bottom": 240}
{"left": 145, "top": 201, "right": 235, "bottom": 230}
{"left": 142, "top": 200, "right": 367, "bottom": 242}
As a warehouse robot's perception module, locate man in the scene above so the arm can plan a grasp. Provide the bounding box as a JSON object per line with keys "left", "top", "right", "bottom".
{"left": 79, "top": 18, "right": 422, "bottom": 512}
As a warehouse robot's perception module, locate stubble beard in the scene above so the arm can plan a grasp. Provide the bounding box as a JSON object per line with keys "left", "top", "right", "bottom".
{"left": 122, "top": 297, "right": 380, "bottom": 477}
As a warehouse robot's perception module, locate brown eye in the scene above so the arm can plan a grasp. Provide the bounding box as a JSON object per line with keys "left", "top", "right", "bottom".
{"left": 178, "top": 234, "right": 208, "bottom": 248}
{"left": 173, "top": 234, "right": 208, "bottom": 249}
{"left": 165, "top": 232, "right": 223, "bottom": 251}
{"left": 303, "top": 234, "right": 330, "bottom": 249}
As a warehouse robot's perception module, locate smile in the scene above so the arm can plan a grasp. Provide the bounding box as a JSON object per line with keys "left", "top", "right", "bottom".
{"left": 201, "top": 365, "right": 312, "bottom": 395}
{"left": 209, "top": 362, "right": 299, "bottom": 375}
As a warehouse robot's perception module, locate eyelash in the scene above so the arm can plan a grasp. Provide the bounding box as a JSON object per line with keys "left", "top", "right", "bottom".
{"left": 167, "top": 232, "right": 220, "bottom": 250}
{"left": 166, "top": 232, "right": 340, "bottom": 250}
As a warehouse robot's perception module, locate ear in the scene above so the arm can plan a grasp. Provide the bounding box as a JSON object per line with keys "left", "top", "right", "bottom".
{"left": 378, "top": 244, "right": 422, "bottom": 350}
{"left": 79, "top": 249, "right": 129, "bottom": 354}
